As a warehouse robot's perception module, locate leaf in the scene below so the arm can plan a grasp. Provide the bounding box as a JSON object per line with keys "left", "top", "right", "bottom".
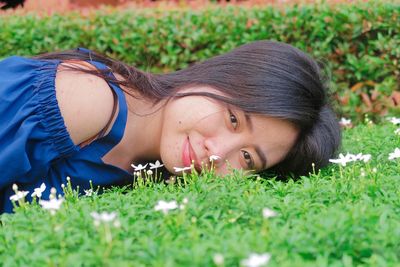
{"left": 351, "top": 82, "right": 364, "bottom": 92}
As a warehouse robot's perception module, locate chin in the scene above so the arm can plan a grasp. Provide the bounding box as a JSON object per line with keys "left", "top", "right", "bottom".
{"left": 163, "top": 164, "right": 175, "bottom": 174}
{"left": 159, "top": 157, "right": 176, "bottom": 174}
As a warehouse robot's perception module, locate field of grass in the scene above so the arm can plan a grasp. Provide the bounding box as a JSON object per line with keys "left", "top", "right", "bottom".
{"left": 0, "top": 120, "right": 399, "bottom": 266}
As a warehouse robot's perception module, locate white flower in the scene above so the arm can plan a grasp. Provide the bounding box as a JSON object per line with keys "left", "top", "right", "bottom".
{"left": 149, "top": 160, "right": 164, "bottom": 169}
{"left": 339, "top": 117, "right": 352, "bottom": 127}
{"left": 388, "top": 117, "right": 400, "bottom": 125}
{"left": 90, "top": 211, "right": 117, "bottom": 223}
{"left": 39, "top": 198, "right": 64, "bottom": 215}
{"left": 262, "top": 208, "right": 277, "bottom": 218}
{"left": 395, "top": 128, "right": 400, "bottom": 135}
{"left": 329, "top": 153, "right": 353, "bottom": 166}
{"left": 213, "top": 253, "right": 225, "bottom": 265}
{"left": 173, "top": 166, "right": 192, "bottom": 173}
{"left": 350, "top": 153, "right": 360, "bottom": 161}
{"left": 351, "top": 153, "right": 371, "bottom": 162}
{"left": 9, "top": 191, "right": 29, "bottom": 202}
{"left": 84, "top": 189, "right": 94, "bottom": 197}
{"left": 146, "top": 170, "right": 153, "bottom": 176}
{"left": 329, "top": 153, "right": 372, "bottom": 166}
{"left": 182, "top": 197, "right": 189, "bottom": 204}
{"left": 361, "top": 154, "right": 371, "bottom": 162}
{"left": 31, "top": 183, "right": 46, "bottom": 198}
{"left": 209, "top": 155, "right": 221, "bottom": 161}
{"left": 241, "top": 253, "right": 271, "bottom": 267}
{"left": 388, "top": 148, "right": 400, "bottom": 160}
{"left": 154, "top": 200, "right": 178, "bottom": 214}
{"left": 131, "top": 163, "right": 148, "bottom": 171}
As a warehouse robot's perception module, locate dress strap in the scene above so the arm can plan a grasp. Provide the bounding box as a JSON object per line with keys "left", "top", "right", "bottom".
{"left": 75, "top": 47, "right": 128, "bottom": 157}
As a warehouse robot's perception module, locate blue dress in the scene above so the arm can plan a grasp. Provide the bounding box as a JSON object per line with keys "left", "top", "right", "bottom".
{"left": 0, "top": 48, "right": 133, "bottom": 213}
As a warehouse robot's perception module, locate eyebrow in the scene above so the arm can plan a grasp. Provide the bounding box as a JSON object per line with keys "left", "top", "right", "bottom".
{"left": 244, "top": 113, "right": 268, "bottom": 170}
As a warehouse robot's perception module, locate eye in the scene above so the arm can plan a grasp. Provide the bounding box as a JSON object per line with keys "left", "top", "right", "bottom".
{"left": 229, "top": 110, "right": 239, "bottom": 129}
{"left": 241, "top": 150, "right": 254, "bottom": 169}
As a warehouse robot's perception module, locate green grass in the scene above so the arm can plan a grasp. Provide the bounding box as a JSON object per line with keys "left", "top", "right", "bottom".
{"left": 1, "top": 121, "right": 399, "bottom": 267}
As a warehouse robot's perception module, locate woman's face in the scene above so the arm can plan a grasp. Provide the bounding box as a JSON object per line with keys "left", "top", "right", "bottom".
{"left": 159, "top": 86, "right": 299, "bottom": 175}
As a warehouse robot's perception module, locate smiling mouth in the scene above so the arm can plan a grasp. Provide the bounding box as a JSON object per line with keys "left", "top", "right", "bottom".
{"left": 182, "top": 137, "right": 202, "bottom": 173}
{"left": 182, "top": 136, "right": 192, "bottom": 167}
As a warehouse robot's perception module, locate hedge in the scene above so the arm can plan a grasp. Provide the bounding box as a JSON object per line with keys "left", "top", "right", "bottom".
{"left": 0, "top": 2, "right": 399, "bottom": 120}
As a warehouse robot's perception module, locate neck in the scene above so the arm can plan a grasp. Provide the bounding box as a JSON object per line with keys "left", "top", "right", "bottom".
{"left": 117, "top": 91, "right": 164, "bottom": 165}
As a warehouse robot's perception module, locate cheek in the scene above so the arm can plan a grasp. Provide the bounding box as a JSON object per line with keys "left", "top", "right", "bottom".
{"left": 214, "top": 156, "right": 242, "bottom": 175}
{"left": 159, "top": 137, "right": 181, "bottom": 173}
{"left": 193, "top": 110, "right": 227, "bottom": 139}
{"left": 159, "top": 122, "right": 183, "bottom": 165}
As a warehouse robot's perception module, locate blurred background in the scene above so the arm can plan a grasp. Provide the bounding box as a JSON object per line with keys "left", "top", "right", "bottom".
{"left": 0, "top": 0, "right": 398, "bottom": 122}
{"left": 1, "top": 0, "right": 368, "bottom": 13}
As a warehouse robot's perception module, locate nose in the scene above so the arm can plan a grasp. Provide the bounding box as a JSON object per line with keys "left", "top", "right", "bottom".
{"left": 203, "top": 135, "right": 241, "bottom": 167}
{"left": 204, "top": 138, "right": 223, "bottom": 165}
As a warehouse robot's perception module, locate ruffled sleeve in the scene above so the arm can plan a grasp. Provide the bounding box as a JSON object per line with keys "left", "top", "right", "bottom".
{"left": 0, "top": 56, "right": 81, "bottom": 190}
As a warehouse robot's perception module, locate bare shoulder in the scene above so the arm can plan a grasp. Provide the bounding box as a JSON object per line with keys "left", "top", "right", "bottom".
{"left": 55, "top": 60, "right": 115, "bottom": 146}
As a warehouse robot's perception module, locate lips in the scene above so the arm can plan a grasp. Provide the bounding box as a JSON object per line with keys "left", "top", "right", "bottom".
{"left": 182, "top": 136, "right": 202, "bottom": 172}
{"left": 182, "top": 137, "right": 192, "bottom": 167}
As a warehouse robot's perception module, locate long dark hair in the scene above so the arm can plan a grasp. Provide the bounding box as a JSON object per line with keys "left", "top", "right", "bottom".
{"left": 33, "top": 40, "right": 341, "bottom": 179}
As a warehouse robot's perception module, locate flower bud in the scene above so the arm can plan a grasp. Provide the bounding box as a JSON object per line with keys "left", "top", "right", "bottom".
{"left": 213, "top": 253, "right": 224, "bottom": 266}
{"left": 50, "top": 187, "right": 57, "bottom": 195}
{"left": 12, "top": 184, "right": 18, "bottom": 192}
{"left": 113, "top": 220, "right": 121, "bottom": 228}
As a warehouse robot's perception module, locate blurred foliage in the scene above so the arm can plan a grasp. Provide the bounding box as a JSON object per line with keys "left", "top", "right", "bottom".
{"left": 0, "top": 2, "right": 399, "bottom": 121}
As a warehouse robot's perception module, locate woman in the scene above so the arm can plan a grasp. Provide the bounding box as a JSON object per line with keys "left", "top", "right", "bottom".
{"left": 0, "top": 40, "right": 341, "bottom": 213}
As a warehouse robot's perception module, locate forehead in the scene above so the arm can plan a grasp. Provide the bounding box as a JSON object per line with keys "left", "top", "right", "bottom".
{"left": 248, "top": 114, "right": 298, "bottom": 169}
